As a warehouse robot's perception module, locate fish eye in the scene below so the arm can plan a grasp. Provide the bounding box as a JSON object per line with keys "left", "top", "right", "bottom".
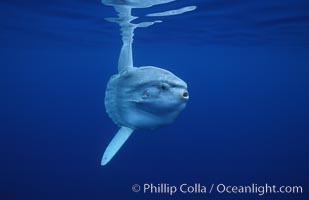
{"left": 160, "top": 83, "right": 168, "bottom": 91}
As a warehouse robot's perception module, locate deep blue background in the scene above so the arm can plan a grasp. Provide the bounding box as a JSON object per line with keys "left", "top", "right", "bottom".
{"left": 1, "top": 0, "right": 309, "bottom": 199}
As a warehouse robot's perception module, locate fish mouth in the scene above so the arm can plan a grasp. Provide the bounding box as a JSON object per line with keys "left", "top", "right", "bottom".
{"left": 181, "top": 91, "right": 189, "bottom": 100}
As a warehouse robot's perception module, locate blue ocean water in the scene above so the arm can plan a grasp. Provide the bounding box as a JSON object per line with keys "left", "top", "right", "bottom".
{"left": 1, "top": 0, "right": 309, "bottom": 200}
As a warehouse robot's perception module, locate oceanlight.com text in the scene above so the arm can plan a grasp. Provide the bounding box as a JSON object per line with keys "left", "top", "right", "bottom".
{"left": 131, "top": 183, "right": 303, "bottom": 196}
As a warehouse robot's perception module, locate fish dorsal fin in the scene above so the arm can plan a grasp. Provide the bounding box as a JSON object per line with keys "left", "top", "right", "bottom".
{"left": 114, "top": 6, "right": 134, "bottom": 72}
{"left": 101, "top": 126, "right": 134, "bottom": 165}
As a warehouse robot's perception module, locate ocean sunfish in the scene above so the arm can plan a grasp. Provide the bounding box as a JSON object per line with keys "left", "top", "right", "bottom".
{"left": 100, "top": 1, "right": 194, "bottom": 165}
{"left": 102, "top": 66, "right": 189, "bottom": 165}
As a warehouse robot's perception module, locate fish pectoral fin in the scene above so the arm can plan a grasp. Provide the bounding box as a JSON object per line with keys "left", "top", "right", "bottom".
{"left": 101, "top": 126, "right": 134, "bottom": 166}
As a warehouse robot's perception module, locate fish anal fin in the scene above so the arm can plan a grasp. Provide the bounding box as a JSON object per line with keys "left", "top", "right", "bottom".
{"left": 101, "top": 126, "right": 134, "bottom": 166}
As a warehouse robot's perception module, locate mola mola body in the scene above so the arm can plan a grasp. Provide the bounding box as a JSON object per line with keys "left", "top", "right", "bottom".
{"left": 102, "top": 66, "right": 189, "bottom": 165}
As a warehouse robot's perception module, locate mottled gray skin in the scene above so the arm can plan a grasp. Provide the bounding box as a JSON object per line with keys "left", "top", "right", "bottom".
{"left": 105, "top": 66, "right": 188, "bottom": 130}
